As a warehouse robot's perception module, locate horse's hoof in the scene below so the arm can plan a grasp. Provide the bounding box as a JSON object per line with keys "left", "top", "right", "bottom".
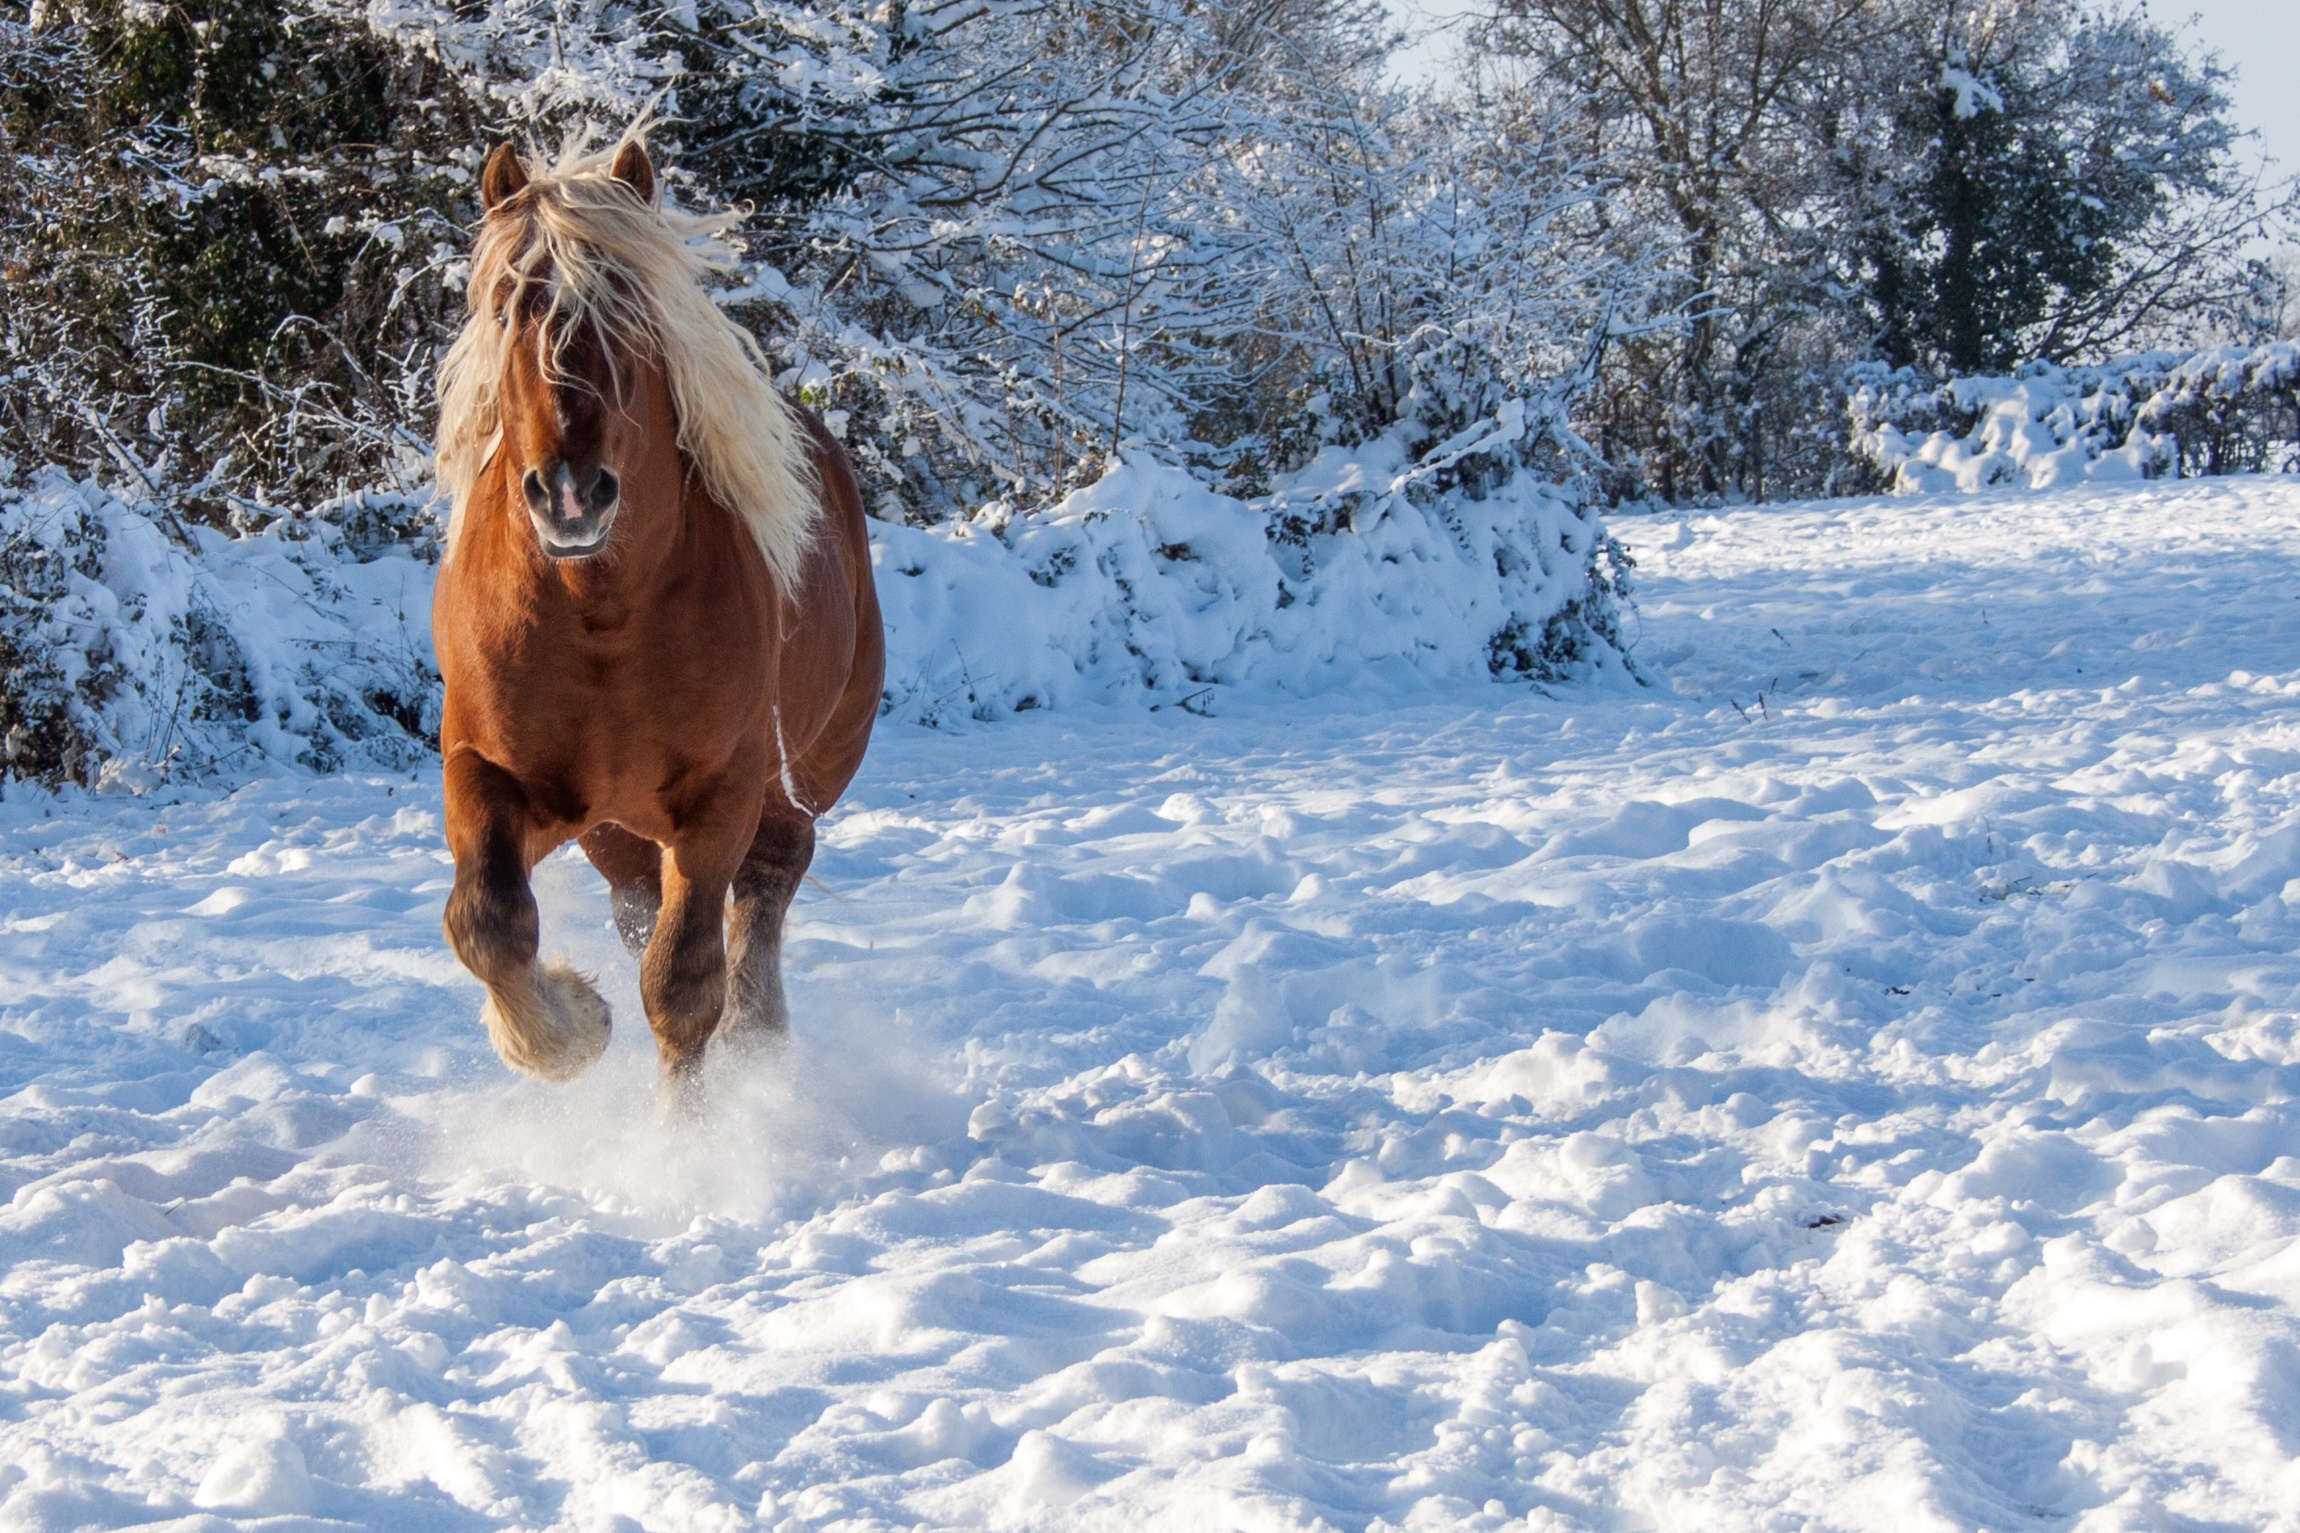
{"left": 716, "top": 1013, "right": 790, "bottom": 1063}
{"left": 655, "top": 1061, "right": 708, "bottom": 1122}
{"left": 483, "top": 961, "right": 612, "bottom": 1081}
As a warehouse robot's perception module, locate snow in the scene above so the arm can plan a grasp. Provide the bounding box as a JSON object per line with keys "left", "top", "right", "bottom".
{"left": 1852, "top": 344, "right": 2300, "bottom": 494}
{"left": 877, "top": 450, "right": 1625, "bottom": 724}
{"left": 1863, "top": 369, "right": 2172, "bottom": 493}
{"left": 0, "top": 472, "right": 438, "bottom": 781}
{"left": 7, "top": 474, "right": 2300, "bottom": 1528}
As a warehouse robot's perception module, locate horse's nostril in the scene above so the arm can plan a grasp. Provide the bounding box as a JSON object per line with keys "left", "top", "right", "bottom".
{"left": 521, "top": 468, "right": 548, "bottom": 513}
{"left": 591, "top": 469, "right": 620, "bottom": 512}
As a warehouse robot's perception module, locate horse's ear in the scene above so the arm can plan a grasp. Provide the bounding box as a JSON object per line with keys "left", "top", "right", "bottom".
{"left": 481, "top": 143, "right": 528, "bottom": 212}
{"left": 610, "top": 139, "right": 656, "bottom": 207}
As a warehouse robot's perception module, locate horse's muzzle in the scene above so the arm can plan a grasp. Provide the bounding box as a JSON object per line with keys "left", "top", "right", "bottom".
{"left": 523, "top": 459, "right": 620, "bottom": 559}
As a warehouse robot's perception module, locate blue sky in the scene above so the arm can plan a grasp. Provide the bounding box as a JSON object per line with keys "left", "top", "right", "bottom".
{"left": 2184, "top": 0, "right": 2300, "bottom": 177}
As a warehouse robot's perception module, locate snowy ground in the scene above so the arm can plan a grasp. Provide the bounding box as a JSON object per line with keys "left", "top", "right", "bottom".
{"left": 7, "top": 478, "right": 2300, "bottom": 1532}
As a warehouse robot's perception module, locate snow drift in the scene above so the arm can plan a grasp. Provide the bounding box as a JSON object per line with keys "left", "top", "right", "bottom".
{"left": 1849, "top": 342, "right": 2300, "bottom": 494}
{"left": 877, "top": 440, "right": 1631, "bottom": 725}
{"left": 2, "top": 424, "right": 1631, "bottom": 784}
{"left": 0, "top": 472, "right": 439, "bottom": 787}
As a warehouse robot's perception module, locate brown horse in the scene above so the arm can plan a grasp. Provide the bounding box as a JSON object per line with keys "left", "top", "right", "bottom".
{"left": 429, "top": 131, "right": 882, "bottom": 1107}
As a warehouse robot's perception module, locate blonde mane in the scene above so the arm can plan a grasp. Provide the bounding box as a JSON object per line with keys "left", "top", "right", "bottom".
{"left": 436, "top": 129, "right": 818, "bottom": 586}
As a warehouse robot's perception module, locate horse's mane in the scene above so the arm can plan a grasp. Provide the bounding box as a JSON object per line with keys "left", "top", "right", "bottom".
{"left": 436, "top": 128, "right": 818, "bottom": 586}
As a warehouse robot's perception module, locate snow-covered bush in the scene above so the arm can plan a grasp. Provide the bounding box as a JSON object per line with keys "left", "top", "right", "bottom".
{"left": 1849, "top": 344, "right": 2300, "bottom": 494}
{"left": 0, "top": 474, "right": 438, "bottom": 785}
{"left": 879, "top": 424, "right": 1633, "bottom": 724}
{"left": 0, "top": 0, "right": 477, "bottom": 512}
{"left": 0, "top": 420, "right": 1631, "bottom": 782}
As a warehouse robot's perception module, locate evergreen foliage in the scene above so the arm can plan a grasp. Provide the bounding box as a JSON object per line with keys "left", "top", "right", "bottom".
{"left": 1867, "top": 6, "right": 2260, "bottom": 374}
{"left": 1, "top": 0, "right": 481, "bottom": 513}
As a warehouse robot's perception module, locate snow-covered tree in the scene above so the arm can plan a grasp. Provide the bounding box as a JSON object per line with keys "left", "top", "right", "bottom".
{"left": 362, "top": 0, "right": 1656, "bottom": 524}
{"left": 1861, "top": 0, "right": 2283, "bottom": 372}
{"left": 0, "top": 0, "right": 480, "bottom": 513}
{"left": 1473, "top": 0, "right": 2295, "bottom": 501}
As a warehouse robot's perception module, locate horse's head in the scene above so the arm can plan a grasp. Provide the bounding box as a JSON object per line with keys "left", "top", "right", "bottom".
{"left": 475, "top": 140, "right": 662, "bottom": 561}
{"left": 438, "top": 132, "right": 819, "bottom": 585}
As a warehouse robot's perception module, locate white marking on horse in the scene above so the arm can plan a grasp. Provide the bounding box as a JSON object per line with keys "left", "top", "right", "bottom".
{"left": 774, "top": 704, "right": 815, "bottom": 816}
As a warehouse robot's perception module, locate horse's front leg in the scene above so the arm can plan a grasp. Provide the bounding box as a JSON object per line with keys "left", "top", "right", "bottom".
{"left": 641, "top": 805, "right": 752, "bottom": 1114}
{"left": 441, "top": 751, "right": 610, "bottom": 1080}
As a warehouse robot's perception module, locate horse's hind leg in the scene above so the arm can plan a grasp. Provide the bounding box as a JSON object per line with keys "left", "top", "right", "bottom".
{"left": 579, "top": 823, "right": 663, "bottom": 958}
{"left": 722, "top": 811, "right": 814, "bottom": 1049}
{"left": 441, "top": 751, "right": 610, "bottom": 1081}
{"left": 640, "top": 810, "right": 751, "bottom": 1115}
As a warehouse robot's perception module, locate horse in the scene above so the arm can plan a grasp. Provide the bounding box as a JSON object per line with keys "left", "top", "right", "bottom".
{"left": 429, "top": 130, "right": 882, "bottom": 1109}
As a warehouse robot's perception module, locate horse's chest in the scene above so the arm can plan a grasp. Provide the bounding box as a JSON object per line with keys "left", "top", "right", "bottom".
{"left": 441, "top": 555, "right": 780, "bottom": 820}
{"left": 474, "top": 619, "right": 759, "bottom": 776}
{"left": 566, "top": 629, "right": 759, "bottom": 744}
